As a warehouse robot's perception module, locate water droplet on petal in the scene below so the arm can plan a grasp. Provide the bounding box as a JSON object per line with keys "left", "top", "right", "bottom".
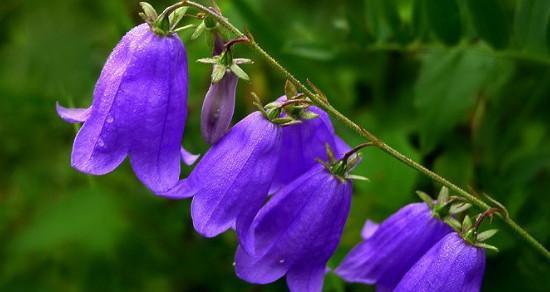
{"left": 97, "top": 138, "right": 105, "bottom": 147}
{"left": 106, "top": 115, "right": 114, "bottom": 123}
{"left": 279, "top": 259, "right": 285, "bottom": 264}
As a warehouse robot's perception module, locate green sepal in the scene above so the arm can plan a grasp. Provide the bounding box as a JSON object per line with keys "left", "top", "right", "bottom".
{"left": 416, "top": 191, "right": 434, "bottom": 208}
{"left": 475, "top": 242, "right": 499, "bottom": 252}
{"left": 140, "top": 2, "right": 158, "bottom": 22}
{"left": 462, "top": 215, "right": 472, "bottom": 233}
{"left": 300, "top": 110, "right": 319, "bottom": 120}
{"left": 444, "top": 217, "right": 462, "bottom": 231}
{"left": 197, "top": 57, "right": 218, "bottom": 64}
{"left": 477, "top": 229, "right": 498, "bottom": 242}
{"left": 173, "top": 24, "right": 196, "bottom": 33}
{"left": 230, "top": 64, "right": 250, "bottom": 81}
{"left": 169, "top": 7, "right": 188, "bottom": 30}
{"left": 271, "top": 117, "right": 295, "bottom": 124}
{"left": 211, "top": 64, "right": 227, "bottom": 83}
{"left": 191, "top": 21, "right": 206, "bottom": 40}
{"left": 450, "top": 202, "right": 472, "bottom": 215}
{"left": 347, "top": 174, "right": 370, "bottom": 181}
{"left": 285, "top": 80, "right": 298, "bottom": 99}
{"left": 437, "top": 186, "right": 449, "bottom": 204}
{"left": 280, "top": 120, "right": 302, "bottom": 127}
{"left": 234, "top": 58, "right": 254, "bottom": 65}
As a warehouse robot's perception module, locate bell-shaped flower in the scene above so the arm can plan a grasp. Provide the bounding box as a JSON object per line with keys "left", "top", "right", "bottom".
{"left": 200, "top": 33, "right": 239, "bottom": 144}
{"left": 269, "top": 96, "right": 350, "bottom": 193}
{"left": 56, "top": 22, "right": 195, "bottom": 193}
{"left": 394, "top": 232, "right": 486, "bottom": 292}
{"left": 335, "top": 202, "right": 453, "bottom": 291}
{"left": 235, "top": 163, "right": 353, "bottom": 292}
{"left": 180, "top": 111, "right": 283, "bottom": 237}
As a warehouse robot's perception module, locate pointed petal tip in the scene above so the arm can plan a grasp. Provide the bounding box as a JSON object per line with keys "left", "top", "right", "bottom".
{"left": 56, "top": 102, "right": 92, "bottom": 124}
{"left": 180, "top": 146, "right": 200, "bottom": 165}
{"left": 154, "top": 178, "right": 196, "bottom": 199}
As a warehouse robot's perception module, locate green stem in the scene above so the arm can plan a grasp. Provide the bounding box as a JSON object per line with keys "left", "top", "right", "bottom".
{"left": 182, "top": 0, "right": 550, "bottom": 261}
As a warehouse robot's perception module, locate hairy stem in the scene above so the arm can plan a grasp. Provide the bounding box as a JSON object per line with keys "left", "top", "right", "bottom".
{"left": 182, "top": 0, "right": 550, "bottom": 261}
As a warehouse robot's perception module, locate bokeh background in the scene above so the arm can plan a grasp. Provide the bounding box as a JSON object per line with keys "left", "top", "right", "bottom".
{"left": 1, "top": 0, "right": 549, "bottom": 291}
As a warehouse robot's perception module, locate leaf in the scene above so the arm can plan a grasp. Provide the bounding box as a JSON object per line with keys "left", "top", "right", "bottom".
{"left": 414, "top": 47, "right": 508, "bottom": 153}
{"left": 512, "top": 0, "right": 550, "bottom": 55}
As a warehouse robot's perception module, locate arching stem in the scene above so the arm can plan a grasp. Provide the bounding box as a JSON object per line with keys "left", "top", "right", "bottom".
{"left": 180, "top": 0, "right": 550, "bottom": 262}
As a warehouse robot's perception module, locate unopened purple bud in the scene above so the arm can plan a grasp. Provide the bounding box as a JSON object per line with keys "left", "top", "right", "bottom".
{"left": 200, "top": 33, "right": 238, "bottom": 144}
{"left": 201, "top": 72, "right": 238, "bottom": 144}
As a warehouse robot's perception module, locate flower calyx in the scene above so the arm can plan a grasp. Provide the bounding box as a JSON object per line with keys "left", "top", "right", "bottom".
{"left": 140, "top": 2, "right": 193, "bottom": 36}
{"left": 198, "top": 39, "right": 253, "bottom": 83}
{"left": 319, "top": 144, "right": 367, "bottom": 183}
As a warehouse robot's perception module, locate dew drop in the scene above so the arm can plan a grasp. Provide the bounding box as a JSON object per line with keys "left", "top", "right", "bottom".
{"left": 106, "top": 115, "right": 114, "bottom": 123}
{"left": 279, "top": 259, "right": 285, "bottom": 264}
{"left": 97, "top": 138, "right": 105, "bottom": 147}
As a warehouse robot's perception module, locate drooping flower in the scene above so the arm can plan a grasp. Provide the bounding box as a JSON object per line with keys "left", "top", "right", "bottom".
{"left": 56, "top": 22, "right": 196, "bottom": 193}
{"left": 200, "top": 33, "right": 238, "bottom": 144}
{"left": 394, "top": 232, "right": 486, "bottom": 292}
{"left": 269, "top": 96, "right": 350, "bottom": 193}
{"left": 235, "top": 164, "right": 353, "bottom": 292}
{"left": 335, "top": 202, "right": 453, "bottom": 291}
{"left": 180, "top": 111, "right": 283, "bottom": 237}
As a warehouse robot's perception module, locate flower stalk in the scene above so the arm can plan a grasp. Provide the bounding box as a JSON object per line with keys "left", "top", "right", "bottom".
{"left": 178, "top": 0, "right": 550, "bottom": 261}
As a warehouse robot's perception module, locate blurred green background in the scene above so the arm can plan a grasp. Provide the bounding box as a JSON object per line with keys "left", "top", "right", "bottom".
{"left": 1, "top": 0, "right": 549, "bottom": 291}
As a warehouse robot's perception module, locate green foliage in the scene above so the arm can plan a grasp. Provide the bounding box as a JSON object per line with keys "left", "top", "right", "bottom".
{"left": 0, "top": 0, "right": 549, "bottom": 291}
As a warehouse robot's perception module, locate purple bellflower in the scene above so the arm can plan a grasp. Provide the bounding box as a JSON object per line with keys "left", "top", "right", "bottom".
{"left": 335, "top": 202, "right": 453, "bottom": 291}
{"left": 200, "top": 33, "right": 238, "bottom": 144}
{"left": 179, "top": 111, "right": 282, "bottom": 237}
{"left": 56, "top": 22, "right": 196, "bottom": 193}
{"left": 235, "top": 162, "right": 353, "bottom": 292}
{"left": 395, "top": 232, "right": 486, "bottom": 292}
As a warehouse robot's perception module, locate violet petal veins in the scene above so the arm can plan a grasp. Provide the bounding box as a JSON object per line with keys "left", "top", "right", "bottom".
{"left": 186, "top": 112, "right": 282, "bottom": 237}
{"left": 335, "top": 203, "right": 453, "bottom": 291}
{"left": 235, "top": 165, "right": 352, "bottom": 292}
{"left": 56, "top": 23, "right": 191, "bottom": 193}
{"left": 395, "top": 232, "right": 486, "bottom": 292}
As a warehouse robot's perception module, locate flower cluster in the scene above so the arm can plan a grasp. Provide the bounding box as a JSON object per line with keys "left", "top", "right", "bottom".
{"left": 56, "top": 3, "right": 498, "bottom": 292}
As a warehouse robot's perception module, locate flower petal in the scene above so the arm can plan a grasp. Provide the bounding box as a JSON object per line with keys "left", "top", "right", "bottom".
{"left": 70, "top": 24, "right": 147, "bottom": 175}
{"left": 190, "top": 112, "right": 281, "bottom": 237}
{"left": 395, "top": 233, "right": 486, "bottom": 292}
{"left": 129, "top": 30, "right": 189, "bottom": 192}
{"left": 270, "top": 100, "right": 345, "bottom": 193}
{"left": 236, "top": 166, "right": 351, "bottom": 291}
{"left": 56, "top": 102, "right": 92, "bottom": 123}
{"left": 360, "top": 220, "right": 379, "bottom": 240}
{"left": 235, "top": 245, "right": 288, "bottom": 284}
{"left": 335, "top": 203, "right": 452, "bottom": 290}
{"left": 286, "top": 263, "right": 326, "bottom": 292}
{"left": 180, "top": 146, "right": 200, "bottom": 166}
